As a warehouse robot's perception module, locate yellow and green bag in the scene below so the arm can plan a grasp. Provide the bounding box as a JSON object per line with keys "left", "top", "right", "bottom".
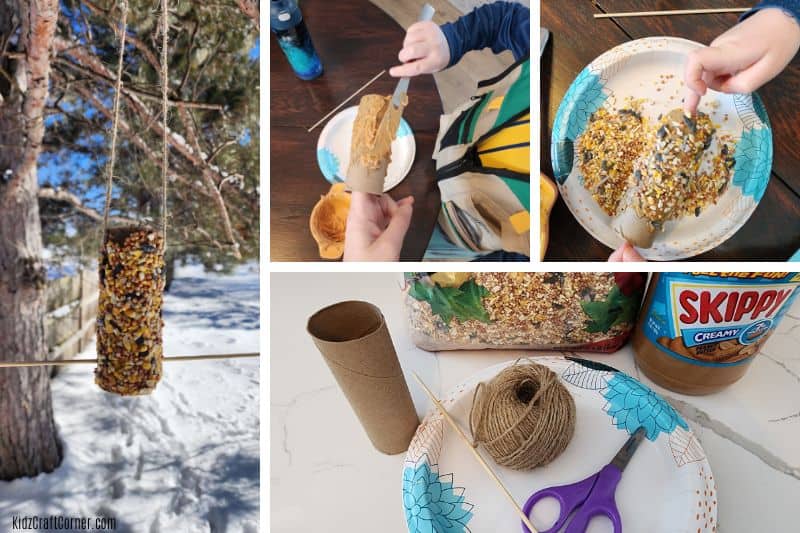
{"left": 431, "top": 56, "right": 530, "bottom": 258}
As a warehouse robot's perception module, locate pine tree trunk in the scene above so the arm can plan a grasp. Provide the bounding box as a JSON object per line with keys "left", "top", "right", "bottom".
{"left": 0, "top": 0, "right": 62, "bottom": 480}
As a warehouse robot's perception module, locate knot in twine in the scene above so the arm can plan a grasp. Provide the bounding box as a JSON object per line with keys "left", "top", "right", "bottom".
{"left": 469, "top": 362, "right": 576, "bottom": 471}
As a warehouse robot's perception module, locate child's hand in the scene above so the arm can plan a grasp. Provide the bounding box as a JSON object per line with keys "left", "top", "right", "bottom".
{"left": 343, "top": 192, "right": 414, "bottom": 262}
{"left": 684, "top": 8, "right": 800, "bottom": 115}
{"left": 608, "top": 241, "right": 645, "bottom": 262}
{"left": 389, "top": 21, "right": 450, "bottom": 77}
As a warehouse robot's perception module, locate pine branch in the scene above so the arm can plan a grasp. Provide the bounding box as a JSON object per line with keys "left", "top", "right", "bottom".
{"left": 207, "top": 138, "right": 238, "bottom": 165}
{"left": 70, "top": 84, "right": 243, "bottom": 257}
{"left": 38, "top": 187, "right": 136, "bottom": 225}
{"left": 53, "top": 56, "right": 223, "bottom": 110}
{"left": 178, "top": 21, "right": 199, "bottom": 93}
{"left": 70, "top": 83, "right": 204, "bottom": 197}
{"left": 51, "top": 24, "right": 246, "bottom": 258}
{"left": 177, "top": 105, "right": 204, "bottom": 156}
{"left": 80, "top": 0, "right": 162, "bottom": 71}
{"left": 54, "top": 37, "right": 225, "bottom": 173}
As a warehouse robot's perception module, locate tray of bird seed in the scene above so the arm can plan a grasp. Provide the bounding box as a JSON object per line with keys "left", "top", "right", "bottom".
{"left": 402, "top": 272, "right": 647, "bottom": 352}
{"left": 551, "top": 37, "right": 772, "bottom": 260}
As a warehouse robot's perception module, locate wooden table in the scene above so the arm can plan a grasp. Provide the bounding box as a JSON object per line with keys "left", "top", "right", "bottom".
{"left": 542, "top": 0, "right": 800, "bottom": 261}
{"left": 270, "top": 0, "right": 442, "bottom": 261}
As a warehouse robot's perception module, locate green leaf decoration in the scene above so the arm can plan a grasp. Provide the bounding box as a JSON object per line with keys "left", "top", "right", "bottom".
{"left": 409, "top": 279, "right": 490, "bottom": 324}
{"left": 581, "top": 285, "right": 640, "bottom": 333}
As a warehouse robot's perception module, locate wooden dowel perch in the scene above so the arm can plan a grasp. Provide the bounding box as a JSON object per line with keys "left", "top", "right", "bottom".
{"left": 411, "top": 372, "right": 539, "bottom": 533}
{"left": 0, "top": 352, "right": 260, "bottom": 368}
{"left": 595, "top": 8, "right": 748, "bottom": 19}
{"left": 307, "top": 69, "right": 387, "bottom": 132}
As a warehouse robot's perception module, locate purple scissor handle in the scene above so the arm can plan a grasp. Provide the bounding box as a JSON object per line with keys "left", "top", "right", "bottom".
{"left": 521, "top": 427, "right": 646, "bottom": 533}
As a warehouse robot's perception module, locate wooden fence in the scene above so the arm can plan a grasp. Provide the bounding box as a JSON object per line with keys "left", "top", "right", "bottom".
{"left": 44, "top": 269, "right": 98, "bottom": 359}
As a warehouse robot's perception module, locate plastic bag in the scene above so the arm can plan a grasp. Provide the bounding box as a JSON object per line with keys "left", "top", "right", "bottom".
{"left": 402, "top": 272, "right": 646, "bottom": 353}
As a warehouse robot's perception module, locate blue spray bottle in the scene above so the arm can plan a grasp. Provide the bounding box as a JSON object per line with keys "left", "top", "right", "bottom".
{"left": 270, "top": 0, "right": 323, "bottom": 80}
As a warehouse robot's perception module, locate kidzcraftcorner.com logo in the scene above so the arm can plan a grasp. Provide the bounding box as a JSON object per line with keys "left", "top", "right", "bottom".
{"left": 11, "top": 515, "right": 117, "bottom": 530}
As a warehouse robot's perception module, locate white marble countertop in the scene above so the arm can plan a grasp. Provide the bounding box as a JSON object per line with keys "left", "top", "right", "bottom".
{"left": 270, "top": 273, "right": 800, "bottom": 532}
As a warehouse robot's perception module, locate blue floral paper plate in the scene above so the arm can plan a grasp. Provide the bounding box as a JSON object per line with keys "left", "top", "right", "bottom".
{"left": 316, "top": 105, "right": 415, "bottom": 192}
{"left": 551, "top": 37, "right": 772, "bottom": 260}
{"left": 403, "top": 356, "right": 717, "bottom": 533}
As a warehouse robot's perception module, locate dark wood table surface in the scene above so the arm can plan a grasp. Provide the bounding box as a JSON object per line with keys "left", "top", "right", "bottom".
{"left": 542, "top": 0, "right": 800, "bottom": 261}
{"left": 270, "top": 0, "right": 442, "bottom": 261}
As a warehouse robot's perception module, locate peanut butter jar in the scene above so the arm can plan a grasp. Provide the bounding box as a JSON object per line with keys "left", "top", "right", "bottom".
{"left": 633, "top": 272, "right": 800, "bottom": 395}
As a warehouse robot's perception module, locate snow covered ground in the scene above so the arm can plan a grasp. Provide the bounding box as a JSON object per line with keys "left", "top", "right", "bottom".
{"left": 0, "top": 263, "right": 260, "bottom": 533}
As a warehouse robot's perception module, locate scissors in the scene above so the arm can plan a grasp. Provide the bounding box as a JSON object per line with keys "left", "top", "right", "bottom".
{"left": 521, "top": 427, "right": 647, "bottom": 533}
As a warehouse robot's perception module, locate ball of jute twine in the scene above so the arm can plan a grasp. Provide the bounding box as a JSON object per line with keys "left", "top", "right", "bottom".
{"left": 469, "top": 362, "right": 576, "bottom": 471}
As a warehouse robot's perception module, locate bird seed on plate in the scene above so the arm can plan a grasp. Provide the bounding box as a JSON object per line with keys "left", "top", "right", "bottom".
{"left": 577, "top": 103, "right": 650, "bottom": 216}
{"left": 578, "top": 102, "right": 735, "bottom": 229}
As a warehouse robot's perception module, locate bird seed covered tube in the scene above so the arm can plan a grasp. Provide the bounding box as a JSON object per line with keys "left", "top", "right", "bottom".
{"left": 96, "top": 226, "right": 165, "bottom": 395}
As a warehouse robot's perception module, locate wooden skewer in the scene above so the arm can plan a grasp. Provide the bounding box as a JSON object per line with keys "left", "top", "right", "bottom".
{"left": 595, "top": 8, "right": 748, "bottom": 19}
{"left": 411, "top": 372, "right": 538, "bottom": 533}
{"left": 0, "top": 352, "right": 260, "bottom": 368}
{"left": 306, "top": 69, "right": 387, "bottom": 132}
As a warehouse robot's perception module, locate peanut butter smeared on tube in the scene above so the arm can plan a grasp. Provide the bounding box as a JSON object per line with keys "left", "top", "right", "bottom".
{"left": 347, "top": 94, "right": 408, "bottom": 194}
{"left": 633, "top": 272, "right": 800, "bottom": 395}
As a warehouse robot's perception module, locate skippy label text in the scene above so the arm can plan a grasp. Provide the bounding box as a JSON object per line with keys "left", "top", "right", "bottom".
{"left": 668, "top": 281, "right": 797, "bottom": 348}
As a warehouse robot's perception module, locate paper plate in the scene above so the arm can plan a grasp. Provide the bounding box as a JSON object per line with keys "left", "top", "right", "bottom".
{"left": 316, "top": 106, "right": 416, "bottom": 192}
{"left": 551, "top": 37, "right": 773, "bottom": 260}
{"left": 402, "top": 356, "right": 717, "bottom": 533}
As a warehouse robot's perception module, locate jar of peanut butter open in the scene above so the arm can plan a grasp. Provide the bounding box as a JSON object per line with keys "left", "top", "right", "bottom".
{"left": 633, "top": 272, "right": 800, "bottom": 395}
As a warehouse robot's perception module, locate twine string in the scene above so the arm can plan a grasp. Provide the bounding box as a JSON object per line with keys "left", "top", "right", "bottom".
{"left": 100, "top": 0, "right": 170, "bottom": 246}
{"left": 101, "top": 0, "right": 129, "bottom": 238}
{"left": 306, "top": 69, "right": 386, "bottom": 133}
{"left": 470, "top": 374, "right": 556, "bottom": 448}
{"left": 469, "top": 362, "right": 576, "bottom": 471}
{"left": 160, "top": 0, "right": 169, "bottom": 249}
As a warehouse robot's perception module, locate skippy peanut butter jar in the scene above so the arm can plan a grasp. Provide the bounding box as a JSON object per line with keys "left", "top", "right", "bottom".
{"left": 633, "top": 272, "right": 800, "bottom": 395}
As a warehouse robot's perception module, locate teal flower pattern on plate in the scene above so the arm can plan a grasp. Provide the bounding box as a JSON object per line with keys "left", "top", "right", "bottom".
{"left": 551, "top": 67, "right": 608, "bottom": 182}
{"left": 317, "top": 147, "right": 341, "bottom": 183}
{"left": 752, "top": 92, "right": 771, "bottom": 128}
{"left": 732, "top": 126, "right": 772, "bottom": 201}
{"left": 403, "top": 456, "right": 473, "bottom": 533}
{"left": 397, "top": 119, "right": 412, "bottom": 138}
{"left": 602, "top": 373, "right": 688, "bottom": 441}
{"left": 317, "top": 119, "right": 411, "bottom": 184}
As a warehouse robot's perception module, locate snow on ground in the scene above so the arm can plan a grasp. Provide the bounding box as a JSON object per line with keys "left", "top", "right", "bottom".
{"left": 0, "top": 263, "right": 260, "bottom": 533}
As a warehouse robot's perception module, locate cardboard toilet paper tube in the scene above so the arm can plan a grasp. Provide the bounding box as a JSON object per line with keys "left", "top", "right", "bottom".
{"left": 307, "top": 301, "right": 419, "bottom": 454}
{"left": 612, "top": 207, "right": 657, "bottom": 248}
{"left": 612, "top": 187, "right": 657, "bottom": 249}
{"left": 347, "top": 161, "right": 389, "bottom": 195}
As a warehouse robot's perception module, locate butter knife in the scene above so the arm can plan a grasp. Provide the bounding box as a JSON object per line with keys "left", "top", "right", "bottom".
{"left": 390, "top": 3, "right": 436, "bottom": 109}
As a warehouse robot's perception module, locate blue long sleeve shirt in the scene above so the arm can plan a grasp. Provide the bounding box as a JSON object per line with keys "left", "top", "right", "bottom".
{"left": 440, "top": 2, "right": 530, "bottom": 67}
{"left": 743, "top": 0, "right": 800, "bottom": 23}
